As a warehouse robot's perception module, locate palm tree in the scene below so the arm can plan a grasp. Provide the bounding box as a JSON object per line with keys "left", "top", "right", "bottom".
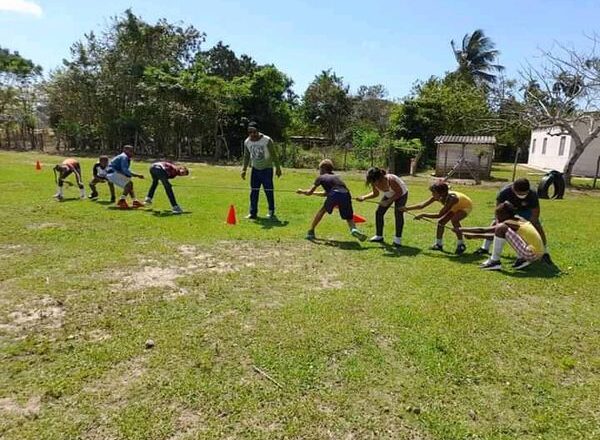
{"left": 451, "top": 29, "right": 504, "bottom": 87}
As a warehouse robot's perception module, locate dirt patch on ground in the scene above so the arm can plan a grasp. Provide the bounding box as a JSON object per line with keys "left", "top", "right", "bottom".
{"left": 0, "top": 395, "right": 41, "bottom": 418}
{"left": 109, "top": 241, "right": 308, "bottom": 295}
{"left": 0, "top": 296, "right": 65, "bottom": 334}
{"left": 27, "top": 222, "right": 65, "bottom": 230}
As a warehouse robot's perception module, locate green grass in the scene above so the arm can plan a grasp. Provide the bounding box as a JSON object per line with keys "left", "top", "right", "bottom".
{"left": 0, "top": 151, "right": 598, "bottom": 440}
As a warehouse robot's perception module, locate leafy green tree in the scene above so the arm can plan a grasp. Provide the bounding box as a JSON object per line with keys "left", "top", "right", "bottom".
{"left": 303, "top": 70, "right": 352, "bottom": 142}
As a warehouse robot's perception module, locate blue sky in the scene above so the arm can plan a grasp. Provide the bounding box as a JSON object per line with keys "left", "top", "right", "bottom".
{"left": 1, "top": 0, "right": 599, "bottom": 98}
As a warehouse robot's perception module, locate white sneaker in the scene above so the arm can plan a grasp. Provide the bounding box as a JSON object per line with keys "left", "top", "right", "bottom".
{"left": 369, "top": 235, "right": 384, "bottom": 243}
{"left": 479, "top": 259, "right": 502, "bottom": 270}
{"left": 144, "top": 197, "right": 152, "bottom": 205}
{"left": 172, "top": 205, "right": 183, "bottom": 214}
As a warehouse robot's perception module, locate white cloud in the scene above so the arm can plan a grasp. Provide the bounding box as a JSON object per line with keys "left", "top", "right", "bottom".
{"left": 0, "top": 0, "right": 43, "bottom": 17}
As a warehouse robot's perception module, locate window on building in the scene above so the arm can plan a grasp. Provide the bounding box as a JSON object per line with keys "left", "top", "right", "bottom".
{"left": 559, "top": 136, "right": 566, "bottom": 156}
{"left": 542, "top": 138, "right": 547, "bottom": 155}
{"left": 531, "top": 138, "right": 537, "bottom": 154}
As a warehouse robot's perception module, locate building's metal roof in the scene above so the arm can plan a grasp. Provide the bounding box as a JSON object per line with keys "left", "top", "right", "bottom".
{"left": 434, "top": 135, "right": 496, "bottom": 145}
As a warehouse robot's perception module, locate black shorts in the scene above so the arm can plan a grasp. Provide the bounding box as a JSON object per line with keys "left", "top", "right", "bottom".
{"left": 324, "top": 190, "right": 353, "bottom": 220}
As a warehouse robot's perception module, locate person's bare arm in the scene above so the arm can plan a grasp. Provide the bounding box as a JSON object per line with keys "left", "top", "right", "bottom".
{"left": 404, "top": 196, "right": 435, "bottom": 212}
{"left": 297, "top": 185, "right": 326, "bottom": 196}
{"left": 356, "top": 186, "right": 379, "bottom": 202}
{"left": 415, "top": 195, "right": 457, "bottom": 219}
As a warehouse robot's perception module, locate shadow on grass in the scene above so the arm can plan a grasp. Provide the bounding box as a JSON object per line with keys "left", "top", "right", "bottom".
{"left": 253, "top": 217, "right": 290, "bottom": 230}
{"left": 58, "top": 197, "right": 81, "bottom": 203}
{"left": 95, "top": 200, "right": 115, "bottom": 206}
{"left": 380, "top": 243, "right": 422, "bottom": 257}
{"left": 310, "top": 238, "right": 368, "bottom": 251}
{"left": 502, "top": 263, "right": 563, "bottom": 279}
{"left": 151, "top": 210, "right": 193, "bottom": 217}
{"left": 106, "top": 206, "right": 146, "bottom": 212}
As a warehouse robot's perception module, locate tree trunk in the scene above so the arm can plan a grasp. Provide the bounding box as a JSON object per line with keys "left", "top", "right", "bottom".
{"left": 563, "top": 123, "right": 600, "bottom": 186}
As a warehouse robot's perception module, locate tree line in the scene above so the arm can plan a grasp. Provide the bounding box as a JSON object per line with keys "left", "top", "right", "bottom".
{"left": 1, "top": 9, "right": 600, "bottom": 184}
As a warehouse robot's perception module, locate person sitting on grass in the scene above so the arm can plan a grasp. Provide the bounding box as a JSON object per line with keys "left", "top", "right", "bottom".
{"left": 474, "top": 178, "right": 553, "bottom": 264}
{"left": 403, "top": 181, "right": 472, "bottom": 255}
{"left": 144, "top": 161, "right": 189, "bottom": 214}
{"left": 297, "top": 159, "right": 367, "bottom": 242}
{"left": 355, "top": 167, "right": 409, "bottom": 247}
{"left": 53, "top": 158, "right": 85, "bottom": 201}
{"left": 89, "top": 155, "right": 115, "bottom": 202}
{"left": 106, "top": 145, "right": 145, "bottom": 209}
{"left": 457, "top": 201, "right": 544, "bottom": 271}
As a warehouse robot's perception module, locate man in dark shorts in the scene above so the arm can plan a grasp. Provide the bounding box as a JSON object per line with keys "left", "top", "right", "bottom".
{"left": 475, "top": 178, "right": 552, "bottom": 264}
{"left": 297, "top": 159, "right": 366, "bottom": 241}
{"left": 89, "top": 155, "right": 116, "bottom": 202}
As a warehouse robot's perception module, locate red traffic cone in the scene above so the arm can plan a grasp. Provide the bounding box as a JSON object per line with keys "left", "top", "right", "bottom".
{"left": 226, "top": 205, "right": 237, "bottom": 225}
{"left": 35, "top": 160, "right": 42, "bottom": 171}
{"left": 353, "top": 213, "right": 367, "bottom": 223}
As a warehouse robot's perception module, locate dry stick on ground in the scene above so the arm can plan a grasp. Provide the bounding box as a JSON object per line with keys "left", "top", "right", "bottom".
{"left": 252, "top": 365, "right": 284, "bottom": 389}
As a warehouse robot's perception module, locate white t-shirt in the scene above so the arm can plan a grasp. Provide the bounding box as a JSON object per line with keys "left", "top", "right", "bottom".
{"left": 244, "top": 135, "right": 273, "bottom": 168}
{"left": 380, "top": 174, "right": 408, "bottom": 198}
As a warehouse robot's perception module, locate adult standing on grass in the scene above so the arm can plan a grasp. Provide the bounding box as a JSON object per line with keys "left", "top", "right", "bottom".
{"left": 474, "top": 178, "right": 553, "bottom": 264}
{"left": 144, "top": 161, "right": 189, "bottom": 214}
{"left": 356, "top": 167, "right": 409, "bottom": 247}
{"left": 106, "top": 145, "right": 145, "bottom": 209}
{"left": 240, "top": 122, "right": 282, "bottom": 220}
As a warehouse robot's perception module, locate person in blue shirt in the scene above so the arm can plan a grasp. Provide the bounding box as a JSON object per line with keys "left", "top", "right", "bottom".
{"left": 106, "top": 145, "right": 145, "bottom": 209}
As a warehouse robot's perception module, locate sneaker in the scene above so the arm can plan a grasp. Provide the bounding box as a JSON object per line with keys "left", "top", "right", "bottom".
{"left": 117, "top": 199, "right": 129, "bottom": 209}
{"left": 246, "top": 214, "right": 258, "bottom": 220}
{"left": 144, "top": 197, "right": 152, "bottom": 205}
{"left": 351, "top": 229, "right": 367, "bottom": 242}
{"left": 172, "top": 205, "right": 183, "bottom": 215}
{"left": 479, "top": 259, "right": 502, "bottom": 270}
{"left": 369, "top": 236, "right": 384, "bottom": 243}
{"left": 88, "top": 193, "right": 98, "bottom": 200}
{"left": 455, "top": 243, "right": 467, "bottom": 255}
{"left": 54, "top": 193, "right": 64, "bottom": 201}
{"left": 267, "top": 211, "right": 276, "bottom": 219}
{"left": 132, "top": 200, "right": 144, "bottom": 209}
{"left": 512, "top": 258, "right": 532, "bottom": 270}
{"left": 474, "top": 247, "right": 490, "bottom": 255}
{"left": 430, "top": 244, "right": 444, "bottom": 251}
{"left": 393, "top": 242, "right": 403, "bottom": 248}
{"left": 306, "top": 230, "right": 316, "bottom": 240}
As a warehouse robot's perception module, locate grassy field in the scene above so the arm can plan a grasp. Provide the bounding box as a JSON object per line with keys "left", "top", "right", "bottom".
{"left": 0, "top": 151, "right": 598, "bottom": 440}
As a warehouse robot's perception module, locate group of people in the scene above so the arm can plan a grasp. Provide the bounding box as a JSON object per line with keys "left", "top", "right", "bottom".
{"left": 53, "top": 145, "right": 189, "bottom": 214}
{"left": 53, "top": 122, "right": 552, "bottom": 271}
{"left": 297, "top": 159, "right": 551, "bottom": 271}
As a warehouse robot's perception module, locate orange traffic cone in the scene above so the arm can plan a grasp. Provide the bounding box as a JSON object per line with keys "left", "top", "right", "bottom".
{"left": 353, "top": 213, "right": 367, "bottom": 223}
{"left": 226, "top": 205, "right": 237, "bottom": 225}
{"left": 35, "top": 160, "right": 42, "bottom": 171}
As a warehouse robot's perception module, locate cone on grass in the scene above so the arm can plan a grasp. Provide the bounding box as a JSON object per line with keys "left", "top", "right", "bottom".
{"left": 226, "top": 204, "right": 237, "bottom": 225}
{"left": 353, "top": 213, "right": 367, "bottom": 223}
{"left": 35, "top": 160, "right": 42, "bottom": 171}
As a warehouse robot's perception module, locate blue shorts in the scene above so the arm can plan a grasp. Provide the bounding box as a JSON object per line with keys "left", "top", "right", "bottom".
{"left": 324, "top": 190, "right": 353, "bottom": 220}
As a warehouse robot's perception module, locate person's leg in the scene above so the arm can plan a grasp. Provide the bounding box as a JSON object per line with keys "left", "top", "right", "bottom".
{"left": 392, "top": 193, "right": 408, "bottom": 245}
{"left": 249, "top": 168, "right": 260, "bottom": 217}
{"left": 161, "top": 177, "right": 178, "bottom": 207}
{"left": 89, "top": 178, "right": 100, "bottom": 198}
{"left": 433, "top": 213, "right": 452, "bottom": 249}
{"left": 450, "top": 210, "right": 468, "bottom": 254}
{"left": 504, "top": 227, "right": 538, "bottom": 263}
{"left": 146, "top": 167, "right": 161, "bottom": 202}
{"left": 373, "top": 199, "right": 390, "bottom": 241}
{"left": 478, "top": 219, "right": 497, "bottom": 253}
{"left": 262, "top": 168, "right": 275, "bottom": 216}
{"left": 74, "top": 165, "right": 85, "bottom": 197}
{"left": 308, "top": 207, "right": 327, "bottom": 237}
{"left": 480, "top": 223, "right": 508, "bottom": 270}
{"left": 108, "top": 182, "right": 116, "bottom": 202}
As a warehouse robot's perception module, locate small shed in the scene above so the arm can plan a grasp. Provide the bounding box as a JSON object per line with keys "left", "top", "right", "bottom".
{"left": 435, "top": 135, "right": 496, "bottom": 181}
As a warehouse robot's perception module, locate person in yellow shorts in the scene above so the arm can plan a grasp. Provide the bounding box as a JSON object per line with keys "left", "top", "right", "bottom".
{"left": 456, "top": 201, "right": 544, "bottom": 270}
{"left": 403, "top": 181, "right": 472, "bottom": 255}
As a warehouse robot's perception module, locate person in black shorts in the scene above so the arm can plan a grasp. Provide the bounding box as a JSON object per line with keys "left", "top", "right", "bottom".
{"left": 297, "top": 159, "right": 367, "bottom": 241}
{"left": 89, "top": 155, "right": 116, "bottom": 202}
{"left": 474, "top": 178, "right": 552, "bottom": 264}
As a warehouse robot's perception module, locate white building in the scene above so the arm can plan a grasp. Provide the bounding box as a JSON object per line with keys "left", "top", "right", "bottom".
{"left": 528, "top": 123, "right": 600, "bottom": 177}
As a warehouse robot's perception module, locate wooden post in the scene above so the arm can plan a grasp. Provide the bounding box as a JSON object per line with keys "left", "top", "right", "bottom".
{"left": 512, "top": 148, "right": 521, "bottom": 182}
{"left": 593, "top": 154, "right": 600, "bottom": 189}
